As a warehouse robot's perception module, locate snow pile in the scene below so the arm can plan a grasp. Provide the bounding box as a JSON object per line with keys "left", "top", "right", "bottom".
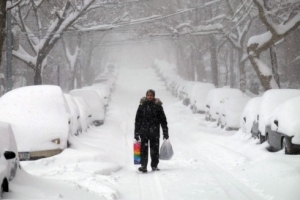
{"left": 269, "top": 96, "right": 300, "bottom": 144}
{"left": 0, "top": 86, "right": 70, "bottom": 152}
{"left": 258, "top": 89, "right": 300, "bottom": 136}
{"left": 241, "top": 97, "right": 262, "bottom": 135}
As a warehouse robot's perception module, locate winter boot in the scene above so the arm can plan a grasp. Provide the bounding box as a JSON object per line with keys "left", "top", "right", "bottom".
{"left": 152, "top": 167, "right": 160, "bottom": 171}
{"left": 138, "top": 166, "right": 147, "bottom": 173}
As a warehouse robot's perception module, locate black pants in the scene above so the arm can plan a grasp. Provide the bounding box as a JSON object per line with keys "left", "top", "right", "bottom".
{"left": 140, "top": 136, "right": 160, "bottom": 168}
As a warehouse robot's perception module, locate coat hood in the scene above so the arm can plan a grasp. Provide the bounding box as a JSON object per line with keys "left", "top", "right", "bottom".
{"left": 140, "top": 97, "right": 163, "bottom": 106}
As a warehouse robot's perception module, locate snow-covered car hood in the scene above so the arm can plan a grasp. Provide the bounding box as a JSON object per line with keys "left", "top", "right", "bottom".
{"left": 0, "top": 86, "right": 70, "bottom": 152}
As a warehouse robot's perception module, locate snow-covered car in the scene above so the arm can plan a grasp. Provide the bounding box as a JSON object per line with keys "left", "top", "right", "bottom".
{"left": 70, "top": 89, "right": 105, "bottom": 126}
{"left": 266, "top": 96, "right": 300, "bottom": 154}
{"left": 64, "top": 94, "right": 82, "bottom": 136}
{"left": 205, "top": 88, "right": 244, "bottom": 122}
{"left": 181, "top": 81, "right": 195, "bottom": 104}
{"left": 190, "top": 82, "right": 215, "bottom": 113}
{"left": 0, "top": 85, "right": 71, "bottom": 161}
{"left": 0, "top": 121, "right": 20, "bottom": 197}
{"left": 240, "top": 97, "right": 262, "bottom": 137}
{"left": 258, "top": 89, "right": 300, "bottom": 144}
{"left": 73, "top": 97, "right": 92, "bottom": 132}
{"left": 92, "top": 83, "right": 111, "bottom": 105}
{"left": 219, "top": 97, "right": 250, "bottom": 130}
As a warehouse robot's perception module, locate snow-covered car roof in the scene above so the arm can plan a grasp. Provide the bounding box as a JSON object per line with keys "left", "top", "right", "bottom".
{"left": 269, "top": 96, "right": 300, "bottom": 144}
{"left": 0, "top": 86, "right": 70, "bottom": 152}
{"left": 258, "top": 89, "right": 300, "bottom": 135}
{"left": 190, "top": 82, "right": 215, "bottom": 111}
{"left": 73, "top": 97, "right": 90, "bottom": 132}
{"left": 64, "top": 94, "right": 81, "bottom": 136}
{"left": 223, "top": 96, "right": 250, "bottom": 128}
{"left": 83, "top": 85, "right": 109, "bottom": 106}
{"left": 206, "top": 88, "right": 244, "bottom": 120}
{"left": 241, "top": 97, "right": 262, "bottom": 135}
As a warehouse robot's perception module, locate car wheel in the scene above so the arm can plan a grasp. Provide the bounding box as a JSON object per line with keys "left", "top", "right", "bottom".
{"left": 266, "top": 134, "right": 270, "bottom": 144}
{"left": 282, "top": 138, "right": 287, "bottom": 153}
{"left": 1, "top": 184, "right": 3, "bottom": 198}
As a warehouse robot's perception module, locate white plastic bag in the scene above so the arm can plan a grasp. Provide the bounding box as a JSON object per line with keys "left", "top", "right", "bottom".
{"left": 159, "top": 140, "right": 174, "bottom": 160}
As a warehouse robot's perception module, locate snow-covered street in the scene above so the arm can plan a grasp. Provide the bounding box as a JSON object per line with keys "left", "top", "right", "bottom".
{"left": 4, "top": 66, "right": 299, "bottom": 200}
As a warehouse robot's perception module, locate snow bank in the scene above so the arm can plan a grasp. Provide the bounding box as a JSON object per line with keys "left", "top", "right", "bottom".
{"left": 241, "top": 97, "right": 262, "bottom": 135}
{"left": 0, "top": 86, "right": 70, "bottom": 152}
{"left": 269, "top": 96, "right": 300, "bottom": 144}
{"left": 259, "top": 89, "right": 300, "bottom": 136}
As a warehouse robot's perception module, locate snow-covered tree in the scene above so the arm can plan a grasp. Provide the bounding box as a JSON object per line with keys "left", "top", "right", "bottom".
{"left": 11, "top": 0, "right": 96, "bottom": 85}
{"left": 247, "top": 0, "right": 300, "bottom": 90}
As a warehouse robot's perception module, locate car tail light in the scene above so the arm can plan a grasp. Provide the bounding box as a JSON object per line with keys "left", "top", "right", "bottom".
{"left": 52, "top": 138, "right": 60, "bottom": 144}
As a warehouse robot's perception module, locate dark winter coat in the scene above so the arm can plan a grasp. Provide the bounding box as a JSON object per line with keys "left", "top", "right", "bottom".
{"left": 134, "top": 97, "right": 168, "bottom": 138}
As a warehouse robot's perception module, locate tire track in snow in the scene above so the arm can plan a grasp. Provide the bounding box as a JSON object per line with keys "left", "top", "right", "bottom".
{"left": 119, "top": 106, "right": 165, "bottom": 200}
{"left": 172, "top": 118, "right": 268, "bottom": 200}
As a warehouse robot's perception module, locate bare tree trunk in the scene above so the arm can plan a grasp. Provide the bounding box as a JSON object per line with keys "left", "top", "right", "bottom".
{"left": 269, "top": 45, "right": 280, "bottom": 87}
{"left": 0, "top": 1, "right": 7, "bottom": 66}
{"left": 229, "top": 48, "right": 234, "bottom": 88}
{"left": 209, "top": 35, "right": 218, "bottom": 87}
{"left": 34, "top": 64, "right": 42, "bottom": 85}
{"left": 238, "top": 51, "right": 246, "bottom": 92}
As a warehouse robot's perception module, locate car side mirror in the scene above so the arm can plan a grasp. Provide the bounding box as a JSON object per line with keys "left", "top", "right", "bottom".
{"left": 274, "top": 120, "right": 279, "bottom": 127}
{"left": 4, "top": 151, "right": 16, "bottom": 160}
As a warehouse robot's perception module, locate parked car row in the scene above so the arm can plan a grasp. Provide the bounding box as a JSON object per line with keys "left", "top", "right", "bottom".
{"left": 0, "top": 65, "right": 117, "bottom": 163}
{"left": 0, "top": 64, "right": 118, "bottom": 196}
{"left": 154, "top": 59, "right": 300, "bottom": 155}
{"left": 241, "top": 89, "right": 300, "bottom": 154}
{"left": 154, "top": 59, "right": 248, "bottom": 130}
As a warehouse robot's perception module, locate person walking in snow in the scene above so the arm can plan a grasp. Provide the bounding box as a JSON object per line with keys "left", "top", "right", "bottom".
{"left": 134, "top": 89, "right": 169, "bottom": 173}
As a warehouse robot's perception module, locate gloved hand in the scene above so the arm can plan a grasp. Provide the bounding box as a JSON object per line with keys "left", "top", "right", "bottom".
{"left": 134, "top": 135, "right": 140, "bottom": 141}
{"left": 163, "top": 133, "right": 169, "bottom": 140}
